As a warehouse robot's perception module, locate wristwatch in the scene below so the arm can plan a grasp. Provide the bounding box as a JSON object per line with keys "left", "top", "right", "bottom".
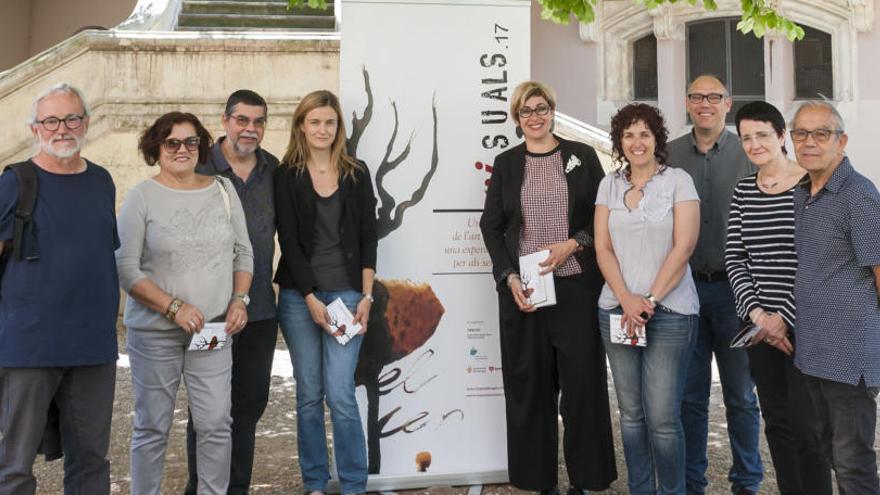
{"left": 232, "top": 292, "right": 250, "bottom": 306}
{"left": 362, "top": 293, "right": 374, "bottom": 303}
{"left": 644, "top": 293, "right": 659, "bottom": 307}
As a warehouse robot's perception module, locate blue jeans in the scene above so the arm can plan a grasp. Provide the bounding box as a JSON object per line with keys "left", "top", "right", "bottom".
{"left": 600, "top": 306, "right": 698, "bottom": 495}
{"left": 278, "top": 288, "right": 367, "bottom": 494}
{"left": 682, "top": 280, "right": 762, "bottom": 494}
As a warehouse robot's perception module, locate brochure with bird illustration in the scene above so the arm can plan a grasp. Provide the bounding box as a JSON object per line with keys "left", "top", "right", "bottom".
{"left": 609, "top": 313, "right": 647, "bottom": 347}
{"left": 518, "top": 249, "right": 557, "bottom": 308}
{"left": 327, "top": 298, "right": 363, "bottom": 345}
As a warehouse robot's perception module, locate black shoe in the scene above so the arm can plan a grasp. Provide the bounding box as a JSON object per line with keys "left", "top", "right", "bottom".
{"left": 538, "top": 487, "right": 559, "bottom": 495}
{"left": 566, "top": 488, "right": 589, "bottom": 495}
{"left": 733, "top": 489, "right": 756, "bottom": 495}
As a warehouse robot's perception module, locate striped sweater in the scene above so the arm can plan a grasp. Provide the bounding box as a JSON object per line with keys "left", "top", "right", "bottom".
{"left": 724, "top": 173, "right": 801, "bottom": 328}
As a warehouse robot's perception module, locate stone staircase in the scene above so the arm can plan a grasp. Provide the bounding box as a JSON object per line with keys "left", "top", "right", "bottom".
{"left": 177, "top": 0, "right": 335, "bottom": 31}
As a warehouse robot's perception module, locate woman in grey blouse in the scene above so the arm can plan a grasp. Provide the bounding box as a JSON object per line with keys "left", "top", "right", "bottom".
{"left": 594, "top": 103, "right": 700, "bottom": 495}
{"left": 116, "top": 112, "right": 253, "bottom": 495}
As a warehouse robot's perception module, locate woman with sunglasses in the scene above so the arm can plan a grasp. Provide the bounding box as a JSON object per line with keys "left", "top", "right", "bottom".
{"left": 725, "top": 101, "right": 831, "bottom": 494}
{"left": 480, "top": 81, "right": 617, "bottom": 495}
{"left": 116, "top": 111, "right": 254, "bottom": 494}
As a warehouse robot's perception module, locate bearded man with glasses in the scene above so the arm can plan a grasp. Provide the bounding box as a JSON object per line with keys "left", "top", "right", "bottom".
{"left": 668, "top": 74, "right": 763, "bottom": 495}
{"left": 0, "top": 83, "right": 120, "bottom": 494}
{"left": 182, "top": 89, "right": 280, "bottom": 495}
{"left": 790, "top": 100, "right": 880, "bottom": 494}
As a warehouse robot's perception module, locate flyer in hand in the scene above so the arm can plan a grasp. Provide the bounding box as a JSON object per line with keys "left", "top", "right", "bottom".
{"left": 188, "top": 323, "right": 228, "bottom": 351}
{"left": 609, "top": 313, "right": 647, "bottom": 347}
{"left": 518, "top": 250, "right": 557, "bottom": 308}
{"left": 327, "top": 297, "right": 363, "bottom": 345}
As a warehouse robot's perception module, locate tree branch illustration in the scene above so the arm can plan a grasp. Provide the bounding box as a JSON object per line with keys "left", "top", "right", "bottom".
{"left": 381, "top": 94, "right": 439, "bottom": 239}
{"left": 348, "top": 66, "right": 373, "bottom": 157}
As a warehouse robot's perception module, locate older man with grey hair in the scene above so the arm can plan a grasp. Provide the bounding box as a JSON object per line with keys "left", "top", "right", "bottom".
{"left": 0, "top": 83, "right": 119, "bottom": 495}
{"left": 791, "top": 100, "right": 880, "bottom": 494}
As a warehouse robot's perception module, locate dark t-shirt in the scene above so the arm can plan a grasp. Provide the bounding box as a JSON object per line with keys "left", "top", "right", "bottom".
{"left": 311, "top": 189, "right": 351, "bottom": 291}
{"left": 0, "top": 160, "right": 120, "bottom": 367}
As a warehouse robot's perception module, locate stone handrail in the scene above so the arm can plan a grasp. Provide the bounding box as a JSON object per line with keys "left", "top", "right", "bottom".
{"left": 0, "top": 29, "right": 339, "bottom": 164}
{"left": 554, "top": 111, "right": 614, "bottom": 172}
{"left": 116, "top": 0, "right": 183, "bottom": 31}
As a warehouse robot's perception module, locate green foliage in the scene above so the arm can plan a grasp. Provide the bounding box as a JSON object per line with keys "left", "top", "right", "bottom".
{"left": 538, "top": 0, "right": 803, "bottom": 41}
{"left": 288, "top": 0, "right": 329, "bottom": 9}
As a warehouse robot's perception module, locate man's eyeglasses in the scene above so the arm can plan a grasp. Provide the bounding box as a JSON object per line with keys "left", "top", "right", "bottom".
{"left": 790, "top": 128, "right": 843, "bottom": 143}
{"left": 517, "top": 104, "right": 551, "bottom": 119}
{"left": 687, "top": 93, "right": 726, "bottom": 104}
{"left": 162, "top": 137, "right": 201, "bottom": 153}
{"left": 34, "top": 115, "right": 85, "bottom": 131}
{"left": 228, "top": 114, "right": 267, "bottom": 128}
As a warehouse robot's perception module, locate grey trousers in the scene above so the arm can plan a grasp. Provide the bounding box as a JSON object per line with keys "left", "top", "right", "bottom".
{"left": 127, "top": 327, "right": 232, "bottom": 495}
{"left": 0, "top": 363, "right": 115, "bottom": 495}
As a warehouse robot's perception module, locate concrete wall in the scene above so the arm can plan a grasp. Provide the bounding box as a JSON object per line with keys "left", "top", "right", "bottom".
{"left": 530, "top": 1, "right": 598, "bottom": 124}
{"left": 0, "top": 0, "right": 137, "bottom": 72}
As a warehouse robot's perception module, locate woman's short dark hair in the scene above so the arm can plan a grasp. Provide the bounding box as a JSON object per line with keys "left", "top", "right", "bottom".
{"left": 735, "top": 101, "right": 787, "bottom": 154}
{"left": 609, "top": 103, "right": 669, "bottom": 171}
{"left": 139, "top": 112, "right": 213, "bottom": 166}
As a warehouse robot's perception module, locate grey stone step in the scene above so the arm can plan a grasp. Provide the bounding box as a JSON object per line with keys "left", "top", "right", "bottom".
{"left": 177, "top": 12, "right": 335, "bottom": 29}
{"left": 181, "top": 1, "right": 332, "bottom": 16}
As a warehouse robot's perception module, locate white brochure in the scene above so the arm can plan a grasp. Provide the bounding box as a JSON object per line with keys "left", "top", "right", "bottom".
{"left": 188, "top": 322, "right": 229, "bottom": 351}
{"left": 327, "top": 297, "right": 363, "bottom": 345}
{"left": 609, "top": 313, "right": 647, "bottom": 347}
{"left": 518, "top": 250, "right": 557, "bottom": 308}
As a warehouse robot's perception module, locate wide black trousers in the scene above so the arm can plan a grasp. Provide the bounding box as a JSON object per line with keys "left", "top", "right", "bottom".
{"left": 498, "top": 276, "right": 617, "bottom": 491}
{"left": 747, "top": 340, "right": 832, "bottom": 495}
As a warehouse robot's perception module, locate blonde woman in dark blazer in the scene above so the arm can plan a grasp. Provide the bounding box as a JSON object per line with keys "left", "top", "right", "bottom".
{"left": 480, "top": 81, "right": 616, "bottom": 495}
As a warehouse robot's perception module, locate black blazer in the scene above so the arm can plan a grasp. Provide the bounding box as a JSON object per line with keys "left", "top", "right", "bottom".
{"left": 479, "top": 136, "right": 606, "bottom": 291}
{"left": 273, "top": 162, "right": 378, "bottom": 295}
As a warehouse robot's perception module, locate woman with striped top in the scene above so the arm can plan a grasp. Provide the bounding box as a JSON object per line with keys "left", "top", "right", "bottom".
{"left": 725, "top": 101, "right": 831, "bottom": 495}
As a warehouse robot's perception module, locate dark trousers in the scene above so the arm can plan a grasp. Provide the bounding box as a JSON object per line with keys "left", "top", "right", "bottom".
{"left": 746, "top": 342, "right": 831, "bottom": 495}
{"left": 0, "top": 363, "right": 115, "bottom": 495}
{"left": 498, "top": 277, "right": 617, "bottom": 491}
{"left": 185, "top": 318, "right": 277, "bottom": 495}
{"left": 804, "top": 375, "right": 880, "bottom": 495}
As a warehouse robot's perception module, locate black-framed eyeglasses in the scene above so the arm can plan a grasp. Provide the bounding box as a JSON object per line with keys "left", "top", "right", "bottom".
{"left": 34, "top": 115, "right": 85, "bottom": 131}
{"left": 162, "top": 136, "right": 201, "bottom": 153}
{"left": 790, "top": 128, "right": 843, "bottom": 143}
{"left": 228, "top": 114, "right": 267, "bottom": 128}
{"left": 517, "top": 104, "right": 552, "bottom": 119}
{"left": 687, "top": 93, "right": 726, "bottom": 104}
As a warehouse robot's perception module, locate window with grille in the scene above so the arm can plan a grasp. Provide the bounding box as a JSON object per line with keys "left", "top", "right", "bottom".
{"left": 795, "top": 26, "right": 833, "bottom": 99}
{"left": 687, "top": 18, "right": 764, "bottom": 123}
{"left": 633, "top": 33, "right": 658, "bottom": 101}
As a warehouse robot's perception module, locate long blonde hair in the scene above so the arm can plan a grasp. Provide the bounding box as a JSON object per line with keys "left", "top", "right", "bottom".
{"left": 281, "top": 90, "right": 361, "bottom": 179}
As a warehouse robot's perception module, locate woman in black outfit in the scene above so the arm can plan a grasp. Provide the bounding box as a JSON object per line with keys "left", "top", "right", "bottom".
{"left": 479, "top": 81, "right": 617, "bottom": 495}
{"left": 274, "top": 90, "right": 378, "bottom": 495}
{"left": 725, "top": 101, "right": 831, "bottom": 494}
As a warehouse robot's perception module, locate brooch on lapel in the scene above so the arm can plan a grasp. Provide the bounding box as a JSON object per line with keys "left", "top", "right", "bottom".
{"left": 564, "top": 155, "right": 581, "bottom": 174}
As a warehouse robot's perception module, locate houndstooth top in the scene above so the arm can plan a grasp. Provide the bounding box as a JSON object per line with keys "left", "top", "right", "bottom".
{"left": 518, "top": 147, "right": 581, "bottom": 276}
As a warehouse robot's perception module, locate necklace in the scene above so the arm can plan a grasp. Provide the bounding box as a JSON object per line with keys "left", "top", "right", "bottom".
{"left": 759, "top": 178, "right": 779, "bottom": 189}
{"left": 757, "top": 171, "right": 782, "bottom": 190}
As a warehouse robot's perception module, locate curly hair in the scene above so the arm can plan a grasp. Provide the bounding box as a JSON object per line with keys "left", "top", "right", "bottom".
{"left": 139, "top": 112, "right": 213, "bottom": 166}
{"left": 609, "top": 103, "right": 669, "bottom": 181}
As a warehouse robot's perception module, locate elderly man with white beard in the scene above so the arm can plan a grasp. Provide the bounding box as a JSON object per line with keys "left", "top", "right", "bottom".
{"left": 0, "top": 83, "right": 120, "bottom": 495}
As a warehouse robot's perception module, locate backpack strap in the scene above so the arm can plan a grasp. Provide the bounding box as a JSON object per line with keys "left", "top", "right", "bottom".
{"left": 4, "top": 162, "right": 40, "bottom": 262}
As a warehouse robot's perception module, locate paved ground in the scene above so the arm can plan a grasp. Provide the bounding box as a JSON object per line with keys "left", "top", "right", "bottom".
{"left": 30, "top": 328, "right": 796, "bottom": 494}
